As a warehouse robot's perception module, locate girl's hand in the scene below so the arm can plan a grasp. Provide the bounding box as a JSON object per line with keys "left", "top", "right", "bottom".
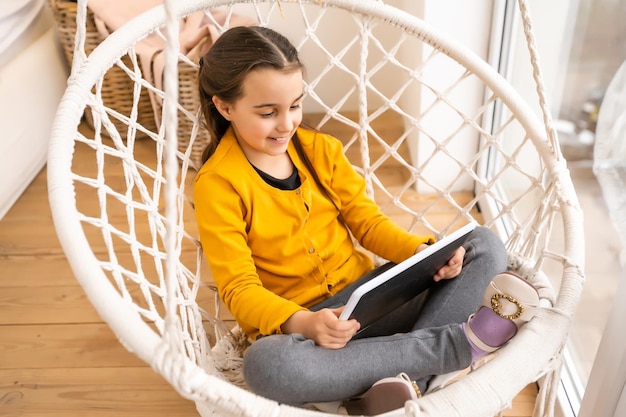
{"left": 415, "top": 243, "right": 466, "bottom": 282}
{"left": 433, "top": 246, "right": 465, "bottom": 282}
{"left": 281, "top": 307, "right": 360, "bottom": 349}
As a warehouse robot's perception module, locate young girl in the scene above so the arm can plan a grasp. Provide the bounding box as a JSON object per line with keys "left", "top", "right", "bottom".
{"left": 194, "top": 26, "right": 539, "bottom": 413}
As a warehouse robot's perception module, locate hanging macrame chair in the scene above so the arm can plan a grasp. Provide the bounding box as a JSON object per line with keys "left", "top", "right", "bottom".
{"left": 47, "top": 0, "right": 585, "bottom": 416}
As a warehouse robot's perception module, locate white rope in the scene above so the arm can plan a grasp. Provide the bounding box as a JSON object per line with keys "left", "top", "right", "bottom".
{"left": 357, "top": 16, "right": 374, "bottom": 198}
{"left": 516, "top": 0, "right": 563, "bottom": 161}
{"left": 71, "top": 0, "right": 88, "bottom": 75}
{"left": 161, "top": 0, "right": 184, "bottom": 362}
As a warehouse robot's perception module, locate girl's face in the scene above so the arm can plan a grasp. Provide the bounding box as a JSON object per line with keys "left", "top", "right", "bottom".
{"left": 213, "top": 68, "right": 304, "bottom": 167}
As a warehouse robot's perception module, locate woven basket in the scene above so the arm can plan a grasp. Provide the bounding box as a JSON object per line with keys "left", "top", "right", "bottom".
{"left": 47, "top": 0, "right": 158, "bottom": 138}
{"left": 48, "top": 0, "right": 211, "bottom": 166}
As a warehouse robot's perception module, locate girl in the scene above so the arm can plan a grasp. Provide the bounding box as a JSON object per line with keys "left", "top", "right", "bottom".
{"left": 194, "top": 26, "right": 539, "bottom": 414}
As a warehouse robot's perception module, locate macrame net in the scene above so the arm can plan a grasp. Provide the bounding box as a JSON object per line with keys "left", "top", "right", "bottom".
{"left": 47, "top": 0, "right": 585, "bottom": 416}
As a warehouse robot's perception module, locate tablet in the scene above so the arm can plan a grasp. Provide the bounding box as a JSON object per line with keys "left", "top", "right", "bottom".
{"left": 338, "top": 221, "right": 477, "bottom": 333}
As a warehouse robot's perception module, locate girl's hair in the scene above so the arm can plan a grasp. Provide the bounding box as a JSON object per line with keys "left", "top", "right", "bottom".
{"left": 197, "top": 26, "right": 304, "bottom": 163}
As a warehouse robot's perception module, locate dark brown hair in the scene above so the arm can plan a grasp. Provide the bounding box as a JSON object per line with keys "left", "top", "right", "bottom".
{"left": 197, "top": 26, "right": 304, "bottom": 163}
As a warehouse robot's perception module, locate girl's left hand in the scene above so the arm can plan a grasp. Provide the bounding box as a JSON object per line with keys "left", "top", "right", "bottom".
{"left": 433, "top": 246, "right": 465, "bottom": 282}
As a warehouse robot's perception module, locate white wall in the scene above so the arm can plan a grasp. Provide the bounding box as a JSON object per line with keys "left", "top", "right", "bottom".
{"left": 404, "top": 0, "right": 494, "bottom": 192}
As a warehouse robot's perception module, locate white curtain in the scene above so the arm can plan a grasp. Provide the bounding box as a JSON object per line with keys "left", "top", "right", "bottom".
{"left": 0, "top": 0, "right": 44, "bottom": 65}
{"left": 0, "top": 0, "right": 67, "bottom": 219}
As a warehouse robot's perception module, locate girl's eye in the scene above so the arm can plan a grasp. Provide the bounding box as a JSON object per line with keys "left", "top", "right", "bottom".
{"left": 258, "top": 104, "right": 300, "bottom": 118}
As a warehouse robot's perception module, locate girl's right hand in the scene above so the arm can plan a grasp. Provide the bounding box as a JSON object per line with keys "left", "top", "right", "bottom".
{"left": 281, "top": 307, "right": 360, "bottom": 349}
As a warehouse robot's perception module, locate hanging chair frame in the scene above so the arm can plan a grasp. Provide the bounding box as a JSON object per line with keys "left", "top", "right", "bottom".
{"left": 47, "top": 1, "right": 585, "bottom": 416}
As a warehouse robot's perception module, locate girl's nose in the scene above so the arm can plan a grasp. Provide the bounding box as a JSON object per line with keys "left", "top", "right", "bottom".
{"left": 277, "top": 113, "right": 294, "bottom": 132}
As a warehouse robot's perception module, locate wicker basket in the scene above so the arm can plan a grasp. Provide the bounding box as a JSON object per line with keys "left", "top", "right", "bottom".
{"left": 48, "top": 0, "right": 211, "bottom": 166}
{"left": 47, "top": 0, "right": 158, "bottom": 138}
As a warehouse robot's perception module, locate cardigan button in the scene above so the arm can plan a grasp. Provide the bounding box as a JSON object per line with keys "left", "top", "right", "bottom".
{"left": 295, "top": 189, "right": 301, "bottom": 194}
{"left": 308, "top": 247, "right": 315, "bottom": 254}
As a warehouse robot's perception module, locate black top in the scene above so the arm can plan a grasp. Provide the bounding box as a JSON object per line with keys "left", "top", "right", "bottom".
{"left": 252, "top": 164, "right": 301, "bottom": 191}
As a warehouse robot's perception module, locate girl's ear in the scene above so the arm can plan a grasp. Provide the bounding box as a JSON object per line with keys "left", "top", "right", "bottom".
{"left": 212, "top": 96, "right": 232, "bottom": 121}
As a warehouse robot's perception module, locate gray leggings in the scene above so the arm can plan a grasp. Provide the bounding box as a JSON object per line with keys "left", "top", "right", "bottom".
{"left": 243, "top": 227, "right": 507, "bottom": 404}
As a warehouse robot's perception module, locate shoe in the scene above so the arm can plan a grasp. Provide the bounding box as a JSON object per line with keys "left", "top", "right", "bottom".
{"left": 487, "top": 271, "right": 539, "bottom": 322}
{"left": 344, "top": 373, "right": 420, "bottom": 415}
{"left": 427, "top": 271, "right": 539, "bottom": 393}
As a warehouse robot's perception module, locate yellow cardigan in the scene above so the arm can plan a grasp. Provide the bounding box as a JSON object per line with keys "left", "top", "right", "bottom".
{"left": 193, "top": 127, "right": 433, "bottom": 339}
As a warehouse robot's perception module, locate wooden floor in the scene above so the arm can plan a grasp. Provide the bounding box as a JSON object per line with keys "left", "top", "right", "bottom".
{"left": 0, "top": 117, "right": 538, "bottom": 416}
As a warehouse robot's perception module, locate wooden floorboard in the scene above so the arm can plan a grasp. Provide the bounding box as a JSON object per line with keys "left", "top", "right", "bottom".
{"left": 2, "top": 368, "right": 198, "bottom": 417}
{"left": 0, "top": 116, "right": 537, "bottom": 416}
